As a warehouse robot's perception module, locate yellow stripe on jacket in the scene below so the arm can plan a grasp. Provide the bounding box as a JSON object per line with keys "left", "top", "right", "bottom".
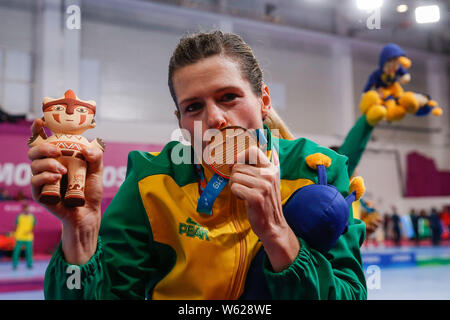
{"left": 138, "top": 164, "right": 314, "bottom": 300}
{"left": 352, "top": 201, "right": 361, "bottom": 220}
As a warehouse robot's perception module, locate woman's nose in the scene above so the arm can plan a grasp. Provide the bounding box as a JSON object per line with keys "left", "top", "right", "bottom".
{"left": 205, "top": 104, "right": 227, "bottom": 130}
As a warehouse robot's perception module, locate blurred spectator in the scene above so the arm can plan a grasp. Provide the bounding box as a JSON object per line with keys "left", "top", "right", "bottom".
{"left": 418, "top": 210, "right": 431, "bottom": 240}
{"left": 440, "top": 206, "right": 450, "bottom": 240}
{"left": 0, "top": 188, "right": 12, "bottom": 201}
{"left": 429, "top": 207, "right": 442, "bottom": 246}
{"left": 12, "top": 203, "right": 36, "bottom": 270}
{"left": 14, "top": 190, "right": 28, "bottom": 201}
{"left": 360, "top": 199, "right": 383, "bottom": 247}
{"left": 0, "top": 106, "right": 26, "bottom": 123}
{"left": 391, "top": 206, "right": 402, "bottom": 247}
{"left": 383, "top": 213, "right": 391, "bottom": 241}
{"left": 442, "top": 205, "right": 450, "bottom": 236}
{"left": 410, "top": 208, "right": 420, "bottom": 246}
{"left": 0, "top": 232, "right": 16, "bottom": 259}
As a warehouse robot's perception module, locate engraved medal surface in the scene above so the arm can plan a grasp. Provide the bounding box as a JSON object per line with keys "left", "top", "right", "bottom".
{"left": 205, "top": 126, "right": 259, "bottom": 178}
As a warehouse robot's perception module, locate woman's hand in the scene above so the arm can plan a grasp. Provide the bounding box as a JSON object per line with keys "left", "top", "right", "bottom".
{"left": 28, "top": 119, "right": 103, "bottom": 264}
{"left": 229, "top": 145, "right": 300, "bottom": 272}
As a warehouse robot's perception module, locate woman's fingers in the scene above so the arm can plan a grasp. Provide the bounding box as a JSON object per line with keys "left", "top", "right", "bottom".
{"left": 30, "top": 172, "right": 61, "bottom": 200}
{"left": 81, "top": 146, "right": 103, "bottom": 175}
{"left": 236, "top": 145, "right": 271, "bottom": 168}
{"left": 28, "top": 143, "right": 65, "bottom": 203}
{"left": 230, "top": 181, "right": 258, "bottom": 202}
{"left": 28, "top": 143, "right": 61, "bottom": 161}
{"left": 230, "top": 144, "right": 280, "bottom": 204}
{"left": 230, "top": 171, "right": 271, "bottom": 191}
{"left": 30, "top": 158, "right": 67, "bottom": 176}
{"left": 80, "top": 146, "right": 104, "bottom": 208}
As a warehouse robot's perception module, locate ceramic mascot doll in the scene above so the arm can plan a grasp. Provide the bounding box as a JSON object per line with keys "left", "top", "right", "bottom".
{"left": 28, "top": 89, "right": 105, "bottom": 207}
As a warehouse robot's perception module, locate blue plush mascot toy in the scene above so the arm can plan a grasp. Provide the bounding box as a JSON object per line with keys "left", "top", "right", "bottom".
{"left": 240, "top": 153, "right": 365, "bottom": 299}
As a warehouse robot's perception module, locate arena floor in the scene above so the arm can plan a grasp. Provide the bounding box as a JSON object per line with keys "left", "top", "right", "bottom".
{"left": 0, "top": 246, "right": 449, "bottom": 300}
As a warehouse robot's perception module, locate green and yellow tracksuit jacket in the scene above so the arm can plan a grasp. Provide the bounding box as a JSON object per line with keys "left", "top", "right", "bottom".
{"left": 44, "top": 128, "right": 367, "bottom": 300}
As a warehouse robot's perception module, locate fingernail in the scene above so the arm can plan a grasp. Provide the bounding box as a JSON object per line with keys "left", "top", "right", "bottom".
{"left": 58, "top": 165, "right": 67, "bottom": 174}
{"left": 50, "top": 146, "right": 60, "bottom": 155}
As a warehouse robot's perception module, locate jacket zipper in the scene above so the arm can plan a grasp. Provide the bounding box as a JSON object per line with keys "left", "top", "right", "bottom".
{"left": 229, "top": 197, "right": 247, "bottom": 299}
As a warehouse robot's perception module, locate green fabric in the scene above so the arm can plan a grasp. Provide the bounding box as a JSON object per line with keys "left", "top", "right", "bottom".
{"left": 12, "top": 240, "right": 33, "bottom": 269}
{"left": 338, "top": 115, "right": 374, "bottom": 177}
{"left": 44, "top": 130, "right": 367, "bottom": 300}
{"left": 133, "top": 141, "right": 198, "bottom": 186}
{"left": 263, "top": 222, "right": 366, "bottom": 299}
{"left": 264, "top": 136, "right": 368, "bottom": 299}
{"left": 45, "top": 150, "right": 173, "bottom": 299}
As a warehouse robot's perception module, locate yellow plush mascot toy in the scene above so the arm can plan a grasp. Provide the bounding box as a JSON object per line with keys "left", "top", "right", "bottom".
{"left": 360, "top": 43, "right": 443, "bottom": 126}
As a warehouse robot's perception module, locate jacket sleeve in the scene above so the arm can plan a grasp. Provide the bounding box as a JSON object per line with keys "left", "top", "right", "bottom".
{"left": 44, "top": 152, "right": 158, "bottom": 300}
{"left": 338, "top": 115, "right": 374, "bottom": 177}
{"left": 262, "top": 155, "right": 367, "bottom": 300}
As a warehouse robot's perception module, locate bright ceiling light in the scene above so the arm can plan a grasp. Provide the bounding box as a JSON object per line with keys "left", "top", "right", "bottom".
{"left": 397, "top": 4, "right": 408, "bottom": 13}
{"left": 356, "top": 0, "right": 383, "bottom": 11}
{"left": 415, "top": 5, "right": 440, "bottom": 24}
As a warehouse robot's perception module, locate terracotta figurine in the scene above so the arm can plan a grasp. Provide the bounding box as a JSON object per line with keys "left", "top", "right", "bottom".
{"left": 28, "top": 89, "right": 105, "bottom": 207}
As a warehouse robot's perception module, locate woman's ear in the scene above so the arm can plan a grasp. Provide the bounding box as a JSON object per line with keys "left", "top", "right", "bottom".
{"left": 261, "top": 84, "right": 272, "bottom": 120}
{"left": 174, "top": 109, "right": 181, "bottom": 126}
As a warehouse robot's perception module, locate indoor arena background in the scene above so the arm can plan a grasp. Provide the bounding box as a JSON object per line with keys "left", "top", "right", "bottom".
{"left": 0, "top": 0, "right": 449, "bottom": 300}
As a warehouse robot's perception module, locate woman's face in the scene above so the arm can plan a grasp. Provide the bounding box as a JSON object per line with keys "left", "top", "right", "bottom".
{"left": 172, "top": 55, "right": 271, "bottom": 154}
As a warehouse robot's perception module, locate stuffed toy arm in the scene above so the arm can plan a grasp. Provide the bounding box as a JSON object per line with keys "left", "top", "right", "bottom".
{"left": 397, "top": 66, "right": 410, "bottom": 84}
{"left": 399, "top": 73, "right": 411, "bottom": 84}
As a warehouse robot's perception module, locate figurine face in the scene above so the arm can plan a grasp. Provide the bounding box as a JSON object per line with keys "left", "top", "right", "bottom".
{"left": 43, "top": 104, "right": 95, "bottom": 134}
{"left": 383, "top": 57, "right": 400, "bottom": 74}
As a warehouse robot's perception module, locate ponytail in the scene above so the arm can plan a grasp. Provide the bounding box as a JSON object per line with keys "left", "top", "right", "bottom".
{"left": 263, "top": 107, "right": 295, "bottom": 140}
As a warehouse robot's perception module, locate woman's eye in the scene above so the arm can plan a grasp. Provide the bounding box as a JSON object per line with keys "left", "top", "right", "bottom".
{"left": 76, "top": 107, "right": 87, "bottom": 113}
{"left": 221, "top": 93, "right": 237, "bottom": 102}
{"left": 53, "top": 105, "right": 65, "bottom": 111}
{"left": 185, "top": 103, "right": 202, "bottom": 113}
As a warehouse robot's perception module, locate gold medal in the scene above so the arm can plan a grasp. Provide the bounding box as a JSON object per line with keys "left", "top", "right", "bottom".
{"left": 205, "top": 126, "right": 260, "bottom": 178}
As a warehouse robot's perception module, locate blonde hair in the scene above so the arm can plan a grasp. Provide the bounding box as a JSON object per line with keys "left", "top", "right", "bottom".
{"left": 264, "top": 107, "right": 295, "bottom": 140}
